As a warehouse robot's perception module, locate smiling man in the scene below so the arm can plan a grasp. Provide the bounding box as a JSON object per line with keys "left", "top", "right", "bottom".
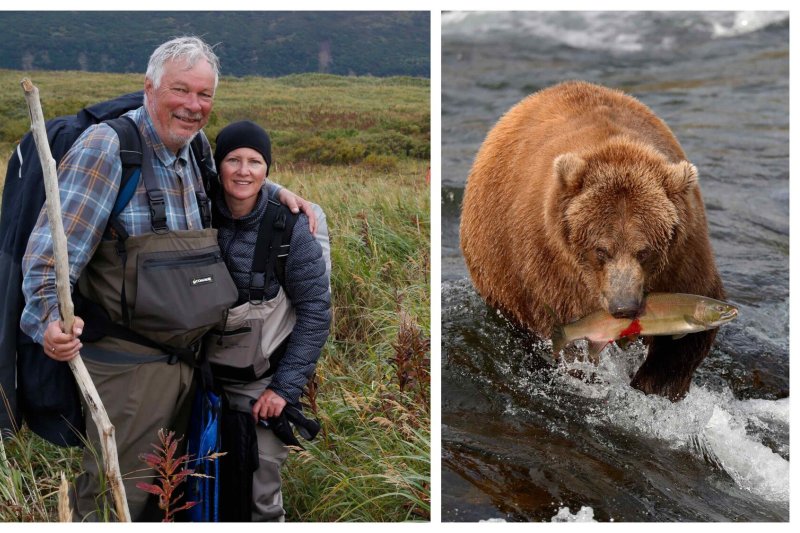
{"left": 144, "top": 51, "right": 216, "bottom": 153}
{"left": 20, "top": 36, "right": 311, "bottom": 521}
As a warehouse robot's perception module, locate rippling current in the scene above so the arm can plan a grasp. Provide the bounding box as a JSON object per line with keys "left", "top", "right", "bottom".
{"left": 440, "top": 11, "right": 789, "bottom": 522}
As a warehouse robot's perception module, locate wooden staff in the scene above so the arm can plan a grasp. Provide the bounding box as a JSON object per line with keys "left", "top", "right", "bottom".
{"left": 20, "top": 78, "right": 131, "bottom": 522}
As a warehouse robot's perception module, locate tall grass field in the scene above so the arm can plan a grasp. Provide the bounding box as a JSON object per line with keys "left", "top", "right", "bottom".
{"left": 0, "top": 69, "right": 430, "bottom": 522}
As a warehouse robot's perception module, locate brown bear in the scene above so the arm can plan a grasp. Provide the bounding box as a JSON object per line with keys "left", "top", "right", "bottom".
{"left": 460, "top": 80, "right": 725, "bottom": 401}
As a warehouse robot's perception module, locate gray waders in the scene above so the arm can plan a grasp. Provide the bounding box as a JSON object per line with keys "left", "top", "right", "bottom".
{"left": 72, "top": 228, "right": 237, "bottom": 521}
{"left": 206, "top": 288, "right": 296, "bottom": 521}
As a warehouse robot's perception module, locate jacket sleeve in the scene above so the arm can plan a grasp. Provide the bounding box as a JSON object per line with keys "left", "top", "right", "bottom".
{"left": 20, "top": 125, "right": 122, "bottom": 344}
{"left": 267, "top": 212, "right": 331, "bottom": 405}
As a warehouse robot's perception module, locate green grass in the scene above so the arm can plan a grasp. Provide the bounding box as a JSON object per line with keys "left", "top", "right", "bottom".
{"left": 0, "top": 427, "right": 80, "bottom": 521}
{"left": 0, "top": 69, "right": 430, "bottom": 522}
{"left": 278, "top": 164, "right": 430, "bottom": 522}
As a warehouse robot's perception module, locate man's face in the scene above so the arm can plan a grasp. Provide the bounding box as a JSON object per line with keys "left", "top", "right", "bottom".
{"left": 144, "top": 57, "right": 215, "bottom": 153}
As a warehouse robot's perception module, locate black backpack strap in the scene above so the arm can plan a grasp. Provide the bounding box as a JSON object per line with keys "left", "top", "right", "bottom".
{"left": 275, "top": 208, "right": 298, "bottom": 289}
{"left": 249, "top": 199, "right": 281, "bottom": 303}
{"left": 190, "top": 132, "right": 217, "bottom": 191}
{"left": 104, "top": 116, "right": 143, "bottom": 241}
{"left": 104, "top": 116, "right": 144, "bottom": 327}
{"left": 109, "top": 116, "right": 167, "bottom": 235}
{"left": 249, "top": 199, "right": 298, "bottom": 303}
{"left": 190, "top": 133, "right": 216, "bottom": 229}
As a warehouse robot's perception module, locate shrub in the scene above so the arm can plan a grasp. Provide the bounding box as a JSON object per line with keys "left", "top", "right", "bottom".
{"left": 362, "top": 154, "right": 399, "bottom": 173}
{"left": 290, "top": 136, "right": 366, "bottom": 165}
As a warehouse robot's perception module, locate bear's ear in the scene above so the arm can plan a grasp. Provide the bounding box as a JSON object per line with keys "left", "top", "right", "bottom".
{"left": 664, "top": 161, "right": 698, "bottom": 196}
{"left": 554, "top": 153, "right": 586, "bottom": 192}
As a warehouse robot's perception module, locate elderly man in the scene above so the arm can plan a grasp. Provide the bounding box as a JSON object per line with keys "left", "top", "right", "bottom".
{"left": 21, "top": 36, "right": 312, "bottom": 521}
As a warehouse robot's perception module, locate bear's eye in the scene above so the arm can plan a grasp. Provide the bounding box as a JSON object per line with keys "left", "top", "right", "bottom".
{"left": 636, "top": 249, "right": 651, "bottom": 263}
{"left": 595, "top": 247, "right": 610, "bottom": 263}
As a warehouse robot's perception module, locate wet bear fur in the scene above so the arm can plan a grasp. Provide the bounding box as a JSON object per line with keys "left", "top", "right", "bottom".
{"left": 460, "top": 80, "right": 725, "bottom": 401}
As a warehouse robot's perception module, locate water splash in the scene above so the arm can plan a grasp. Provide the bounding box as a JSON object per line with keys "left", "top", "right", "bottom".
{"left": 710, "top": 11, "right": 789, "bottom": 38}
{"left": 555, "top": 346, "right": 790, "bottom": 503}
{"left": 704, "top": 406, "right": 789, "bottom": 501}
{"left": 551, "top": 506, "right": 598, "bottom": 522}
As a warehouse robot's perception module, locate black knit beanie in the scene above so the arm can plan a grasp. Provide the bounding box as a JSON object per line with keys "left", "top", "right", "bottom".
{"left": 214, "top": 120, "right": 272, "bottom": 175}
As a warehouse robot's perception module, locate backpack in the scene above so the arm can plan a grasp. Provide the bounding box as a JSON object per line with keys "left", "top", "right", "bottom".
{"left": 0, "top": 92, "right": 215, "bottom": 446}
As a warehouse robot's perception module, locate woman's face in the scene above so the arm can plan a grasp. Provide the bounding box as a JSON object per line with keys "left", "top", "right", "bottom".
{"left": 219, "top": 147, "right": 268, "bottom": 203}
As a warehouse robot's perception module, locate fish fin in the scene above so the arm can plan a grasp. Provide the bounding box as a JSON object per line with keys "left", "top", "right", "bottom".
{"left": 672, "top": 333, "right": 688, "bottom": 340}
{"left": 616, "top": 335, "right": 637, "bottom": 350}
{"left": 587, "top": 340, "right": 609, "bottom": 360}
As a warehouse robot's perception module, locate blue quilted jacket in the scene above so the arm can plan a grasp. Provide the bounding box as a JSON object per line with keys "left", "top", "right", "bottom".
{"left": 214, "top": 184, "right": 331, "bottom": 405}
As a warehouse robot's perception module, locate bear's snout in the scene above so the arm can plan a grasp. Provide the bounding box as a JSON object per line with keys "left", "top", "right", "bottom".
{"left": 602, "top": 257, "right": 645, "bottom": 319}
{"left": 609, "top": 300, "right": 643, "bottom": 319}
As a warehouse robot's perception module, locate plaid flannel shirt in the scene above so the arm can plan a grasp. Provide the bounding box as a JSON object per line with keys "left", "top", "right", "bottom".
{"left": 21, "top": 107, "right": 209, "bottom": 344}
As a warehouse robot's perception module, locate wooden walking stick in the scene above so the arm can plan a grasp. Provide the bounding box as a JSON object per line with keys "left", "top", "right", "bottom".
{"left": 20, "top": 78, "right": 131, "bottom": 522}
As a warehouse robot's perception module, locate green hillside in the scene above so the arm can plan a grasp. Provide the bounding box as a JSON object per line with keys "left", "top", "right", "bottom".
{"left": 0, "top": 12, "right": 430, "bottom": 78}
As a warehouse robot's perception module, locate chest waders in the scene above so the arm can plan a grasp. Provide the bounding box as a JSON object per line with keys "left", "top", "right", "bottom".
{"left": 188, "top": 200, "right": 298, "bottom": 522}
{"left": 76, "top": 120, "right": 237, "bottom": 362}
{"left": 68, "top": 121, "right": 238, "bottom": 521}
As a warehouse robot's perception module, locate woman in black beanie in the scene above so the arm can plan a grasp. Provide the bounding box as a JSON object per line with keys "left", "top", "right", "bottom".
{"left": 205, "top": 120, "right": 331, "bottom": 521}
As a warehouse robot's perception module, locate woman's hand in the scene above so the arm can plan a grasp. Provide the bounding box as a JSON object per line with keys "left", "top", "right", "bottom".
{"left": 42, "top": 316, "right": 84, "bottom": 362}
{"left": 252, "top": 388, "right": 287, "bottom": 421}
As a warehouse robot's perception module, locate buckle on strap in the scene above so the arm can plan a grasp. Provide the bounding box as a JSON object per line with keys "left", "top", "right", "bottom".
{"left": 147, "top": 189, "right": 168, "bottom": 233}
{"left": 249, "top": 271, "right": 267, "bottom": 304}
{"left": 166, "top": 343, "right": 201, "bottom": 365}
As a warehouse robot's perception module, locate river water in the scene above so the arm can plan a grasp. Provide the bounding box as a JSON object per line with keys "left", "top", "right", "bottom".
{"left": 440, "top": 11, "right": 789, "bottom": 522}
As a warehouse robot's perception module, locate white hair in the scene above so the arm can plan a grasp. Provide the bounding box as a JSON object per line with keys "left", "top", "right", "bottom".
{"left": 145, "top": 36, "right": 220, "bottom": 91}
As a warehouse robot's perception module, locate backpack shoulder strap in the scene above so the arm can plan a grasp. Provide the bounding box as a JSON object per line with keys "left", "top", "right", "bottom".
{"left": 190, "top": 131, "right": 217, "bottom": 189}
{"left": 275, "top": 207, "right": 298, "bottom": 289}
{"left": 104, "top": 116, "right": 142, "bottom": 223}
{"left": 190, "top": 132, "right": 216, "bottom": 229}
{"left": 105, "top": 115, "right": 168, "bottom": 234}
{"left": 103, "top": 116, "right": 143, "bottom": 327}
{"left": 248, "top": 199, "right": 298, "bottom": 302}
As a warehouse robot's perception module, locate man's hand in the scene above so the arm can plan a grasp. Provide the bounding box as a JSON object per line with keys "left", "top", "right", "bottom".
{"left": 42, "top": 317, "right": 84, "bottom": 362}
{"left": 277, "top": 187, "right": 318, "bottom": 235}
{"left": 252, "top": 388, "right": 287, "bottom": 421}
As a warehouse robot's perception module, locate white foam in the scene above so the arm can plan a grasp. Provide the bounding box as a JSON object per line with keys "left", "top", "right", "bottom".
{"left": 710, "top": 11, "right": 789, "bottom": 38}
{"left": 557, "top": 347, "right": 790, "bottom": 503}
{"left": 703, "top": 406, "right": 789, "bottom": 502}
{"left": 551, "top": 506, "right": 597, "bottom": 522}
{"left": 739, "top": 397, "right": 790, "bottom": 425}
{"left": 517, "top": 12, "right": 645, "bottom": 53}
